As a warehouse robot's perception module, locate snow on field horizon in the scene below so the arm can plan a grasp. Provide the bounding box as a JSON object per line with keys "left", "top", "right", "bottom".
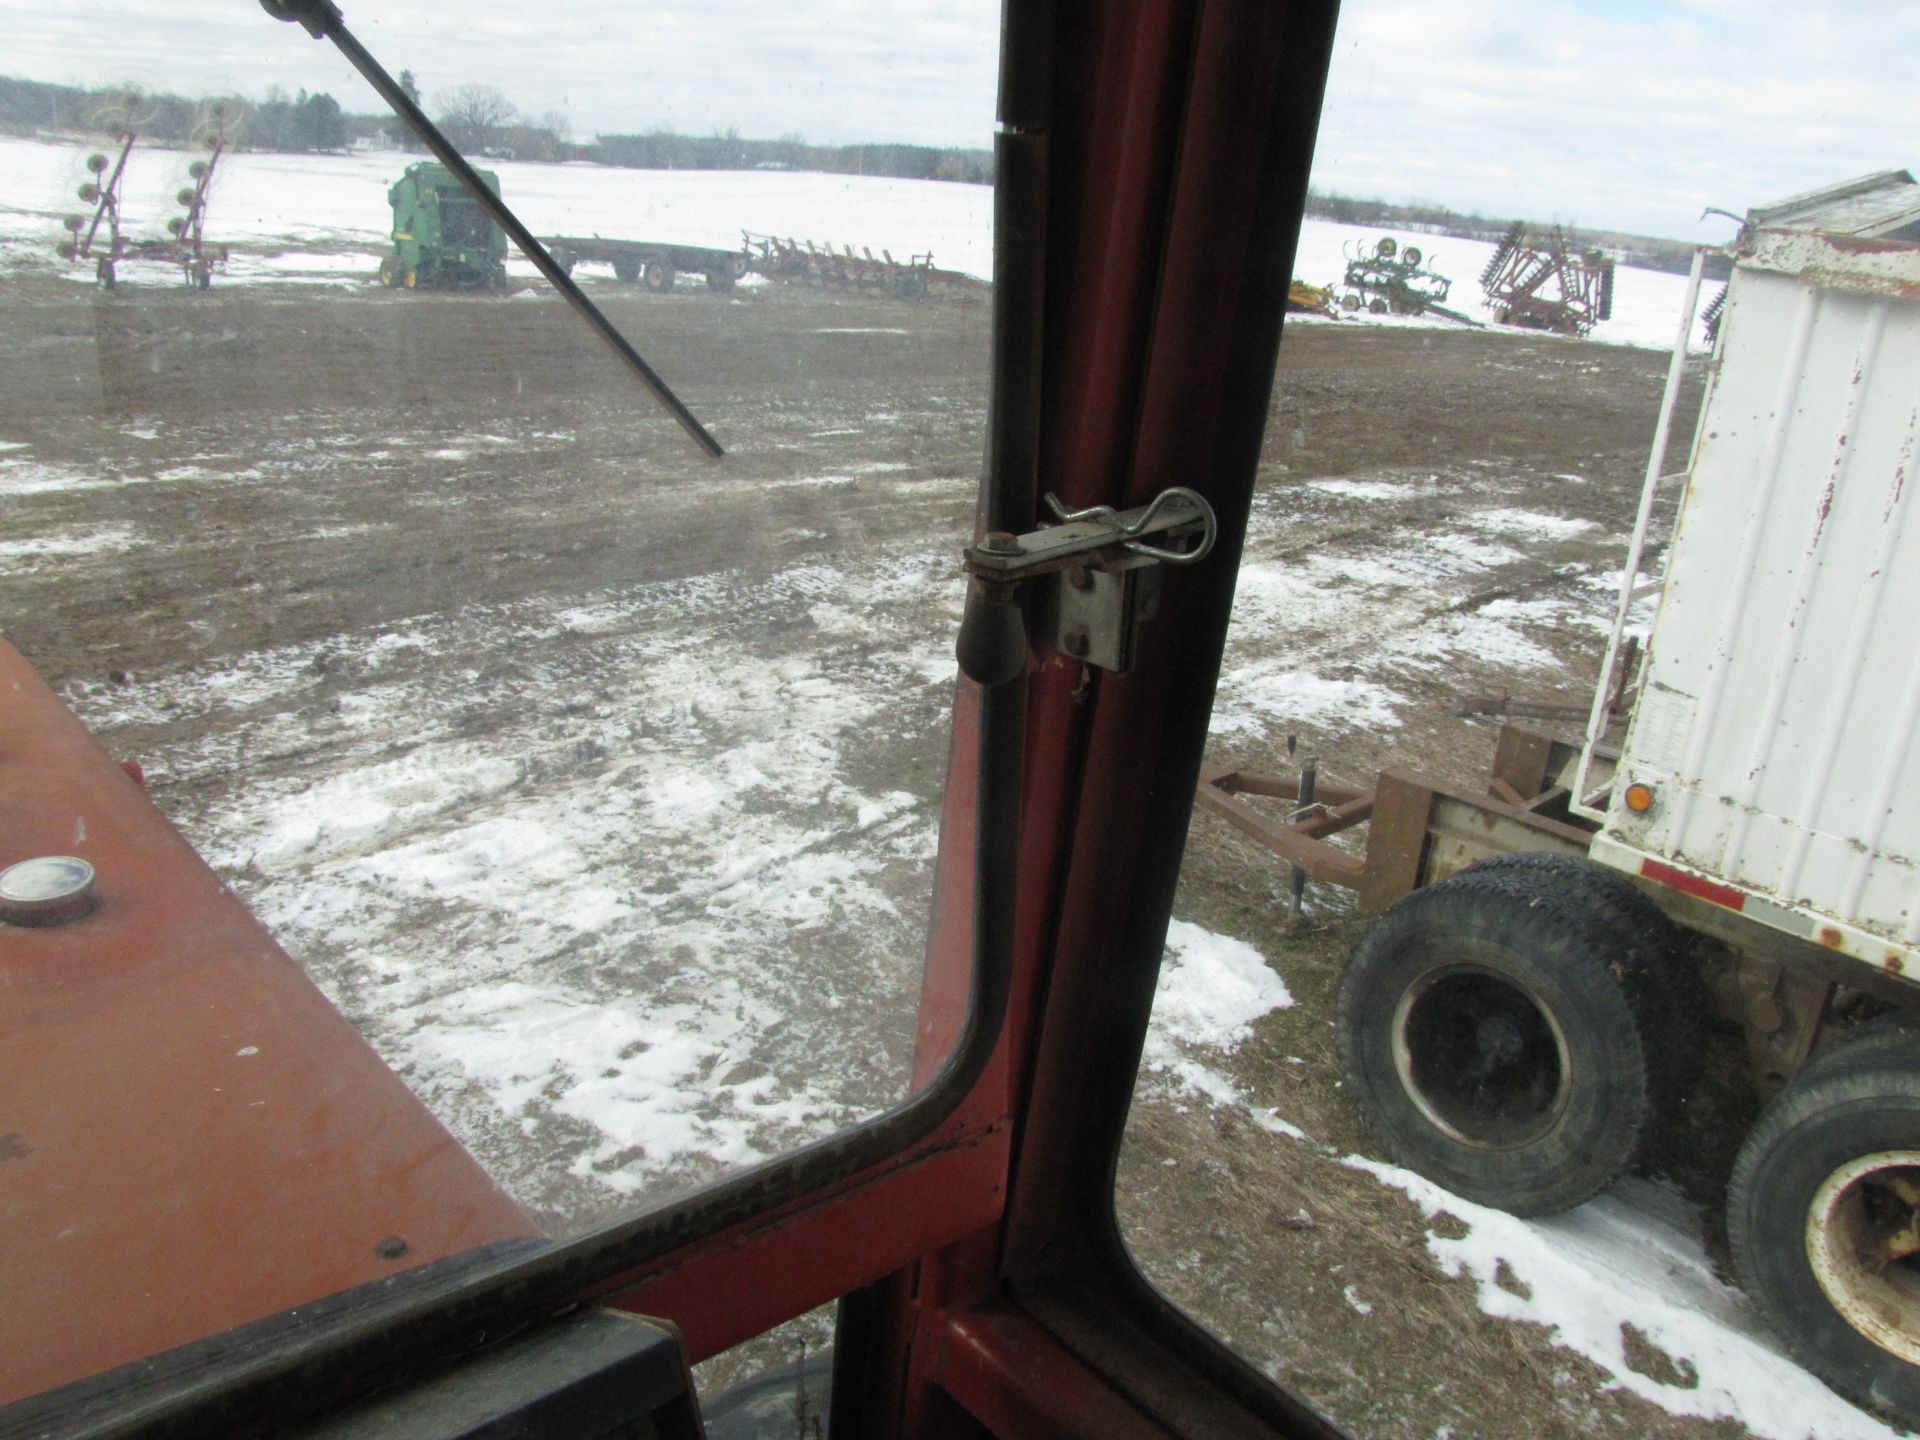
{"left": 0, "top": 135, "right": 1706, "bottom": 349}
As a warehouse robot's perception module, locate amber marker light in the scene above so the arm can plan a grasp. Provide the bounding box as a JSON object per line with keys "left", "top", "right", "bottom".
{"left": 1624, "top": 782, "right": 1656, "bottom": 814}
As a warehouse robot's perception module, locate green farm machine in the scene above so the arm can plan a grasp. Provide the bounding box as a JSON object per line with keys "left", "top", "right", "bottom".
{"left": 381, "top": 162, "right": 509, "bottom": 289}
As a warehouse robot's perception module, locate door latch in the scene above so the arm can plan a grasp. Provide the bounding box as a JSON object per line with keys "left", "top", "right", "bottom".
{"left": 957, "top": 488, "right": 1217, "bottom": 684}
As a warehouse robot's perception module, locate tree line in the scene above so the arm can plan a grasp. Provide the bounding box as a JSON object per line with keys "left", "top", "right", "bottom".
{"left": 0, "top": 72, "right": 992, "bottom": 187}
{"left": 595, "top": 130, "right": 991, "bottom": 185}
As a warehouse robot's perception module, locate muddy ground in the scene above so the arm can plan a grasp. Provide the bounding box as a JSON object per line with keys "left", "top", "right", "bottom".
{"left": 2, "top": 270, "right": 1804, "bottom": 1436}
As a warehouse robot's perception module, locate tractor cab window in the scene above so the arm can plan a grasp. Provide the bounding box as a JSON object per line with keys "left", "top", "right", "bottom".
{"left": 1119, "top": 5, "right": 1920, "bottom": 1439}
{"left": 0, "top": 0, "right": 996, "bottom": 1408}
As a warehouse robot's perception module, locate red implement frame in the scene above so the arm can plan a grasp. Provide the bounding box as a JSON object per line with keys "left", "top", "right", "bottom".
{"left": 1196, "top": 724, "right": 1601, "bottom": 914}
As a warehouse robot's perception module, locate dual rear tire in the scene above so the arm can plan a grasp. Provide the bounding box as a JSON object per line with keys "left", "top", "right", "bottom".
{"left": 1337, "top": 854, "right": 1920, "bottom": 1426}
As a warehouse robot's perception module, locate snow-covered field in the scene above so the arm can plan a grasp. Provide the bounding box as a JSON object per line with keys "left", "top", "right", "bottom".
{"left": 0, "top": 134, "right": 994, "bottom": 289}
{"left": 0, "top": 134, "right": 1700, "bottom": 349}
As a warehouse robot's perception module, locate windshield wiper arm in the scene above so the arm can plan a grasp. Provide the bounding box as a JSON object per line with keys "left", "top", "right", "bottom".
{"left": 260, "top": 0, "right": 724, "bottom": 459}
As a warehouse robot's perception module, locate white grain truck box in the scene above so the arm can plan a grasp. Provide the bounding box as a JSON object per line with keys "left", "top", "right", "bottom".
{"left": 1306, "top": 174, "right": 1920, "bottom": 1426}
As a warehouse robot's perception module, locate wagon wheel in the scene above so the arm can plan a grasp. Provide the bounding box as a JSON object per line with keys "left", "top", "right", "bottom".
{"left": 1334, "top": 867, "right": 1663, "bottom": 1215}
{"left": 643, "top": 261, "right": 676, "bottom": 293}
{"left": 1402, "top": 245, "right": 1423, "bottom": 268}
{"left": 1730, "top": 1029, "right": 1920, "bottom": 1428}
{"left": 1338, "top": 292, "right": 1361, "bottom": 312}
{"left": 1454, "top": 853, "right": 1700, "bottom": 1108}
{"left": 1374, "top": 237, "right": 1397, "bottom": 258}
{"left": 613, "top": 257, "right": 640, "bottom": 283}
{"left": 730, "top": 251, "right": 750, "bottom": 279}
{"left": 1367, "top": 297, "right": 1388, "bottom": 314}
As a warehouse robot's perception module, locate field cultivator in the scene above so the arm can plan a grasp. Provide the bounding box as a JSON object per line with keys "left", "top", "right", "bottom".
{"left": 56, "top": 103, "right": 229, "bottom": 290}
{"left": 1479, "top": 222, "right": 1615, "bottom": 336}
{"left": 741, "top": 231, "right": 987, "bottom": 302}
{"left": 1336, "top": 235, "right": 1470, "bottom": 321}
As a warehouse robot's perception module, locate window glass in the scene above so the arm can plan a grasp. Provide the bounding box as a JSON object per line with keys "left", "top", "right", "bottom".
{"left": 1120, "top": 5, "right": 1915, "bottom": 1438}
{"left": 0, "top": 0, "right": 995, "bottom": 1403}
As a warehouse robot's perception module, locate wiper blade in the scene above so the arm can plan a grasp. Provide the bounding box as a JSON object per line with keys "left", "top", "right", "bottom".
{"left": 260, "top": 0, "right": 723, "bottom": 459}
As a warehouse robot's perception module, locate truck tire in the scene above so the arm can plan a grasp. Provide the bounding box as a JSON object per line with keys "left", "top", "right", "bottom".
{"left": 1729, "top": 1052, "right": 1920, "bottom": 1428}
{"left": 1335, "top": 872, "right": 1658, "bottom": 1214}
{"left": 613, "top": 258, "right": 640, "bottom": 283}
{"left": 1450, "top": 852, "right": 1703, "bottom": 1112}
{"left": 644, "top": 261, "right": 675, "bottom": 293}
{"left": 705, "top": 266, "right": 736, "bottom": 293}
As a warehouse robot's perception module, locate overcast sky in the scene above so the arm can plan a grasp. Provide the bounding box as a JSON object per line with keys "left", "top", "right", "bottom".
{"left": 3, "top": 1, "right": 1913, "bottom": 240}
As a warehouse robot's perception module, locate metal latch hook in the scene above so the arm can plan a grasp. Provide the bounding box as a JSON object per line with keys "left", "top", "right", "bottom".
{"left": 1042, "top": 487, "right": 1217, "bottom": 565}
{"left": 956, "top": 486, "right": 1220, "bottom": 685}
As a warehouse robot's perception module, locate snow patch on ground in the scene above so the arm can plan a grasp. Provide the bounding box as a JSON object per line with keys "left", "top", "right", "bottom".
{"left": 1307, "top": 478, "right": 1419, "bottom": 502}
{"left": 1467, "top": 508, "right": 1599, "bottom": 540}
{"left": 0, "top": 458, "right": 97, "bottom": 495}
{"left": 0, "top": 525, "right": 136, "bottom": 562}
{"left": 1210, "top": 666, "right": 1405, "bottom": 739}
{"left": 1344, "top": 1157, "right": 1902, "bottom": 1440}
{"left": 1141, "top": 920, "right": 1293, "bottom": 1110}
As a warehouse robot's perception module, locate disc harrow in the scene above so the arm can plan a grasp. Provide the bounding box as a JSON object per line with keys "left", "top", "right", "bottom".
{"left": 1701, "top": 283, "right": 1728, "bottom": 348}
{"left": 1479, "top": 222, "right": 1614, "bottom": 337}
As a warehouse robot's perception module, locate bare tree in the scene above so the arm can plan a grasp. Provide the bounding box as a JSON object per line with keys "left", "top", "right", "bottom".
{"left": 433, "top": 83, "right": 516, "bottom": 153}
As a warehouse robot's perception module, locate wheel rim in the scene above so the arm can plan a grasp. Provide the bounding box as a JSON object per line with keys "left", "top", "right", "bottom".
{"left": 1807, "top": 1150, "right": 1920, "bottom": 1365}
{"left": 1391, "top": 964, "right": 1572, "bottom": 1150}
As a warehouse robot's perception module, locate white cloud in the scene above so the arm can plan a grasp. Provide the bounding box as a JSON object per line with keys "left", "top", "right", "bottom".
{"left": 1312, "top": 0, "right": 1918, "bottom": 236}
